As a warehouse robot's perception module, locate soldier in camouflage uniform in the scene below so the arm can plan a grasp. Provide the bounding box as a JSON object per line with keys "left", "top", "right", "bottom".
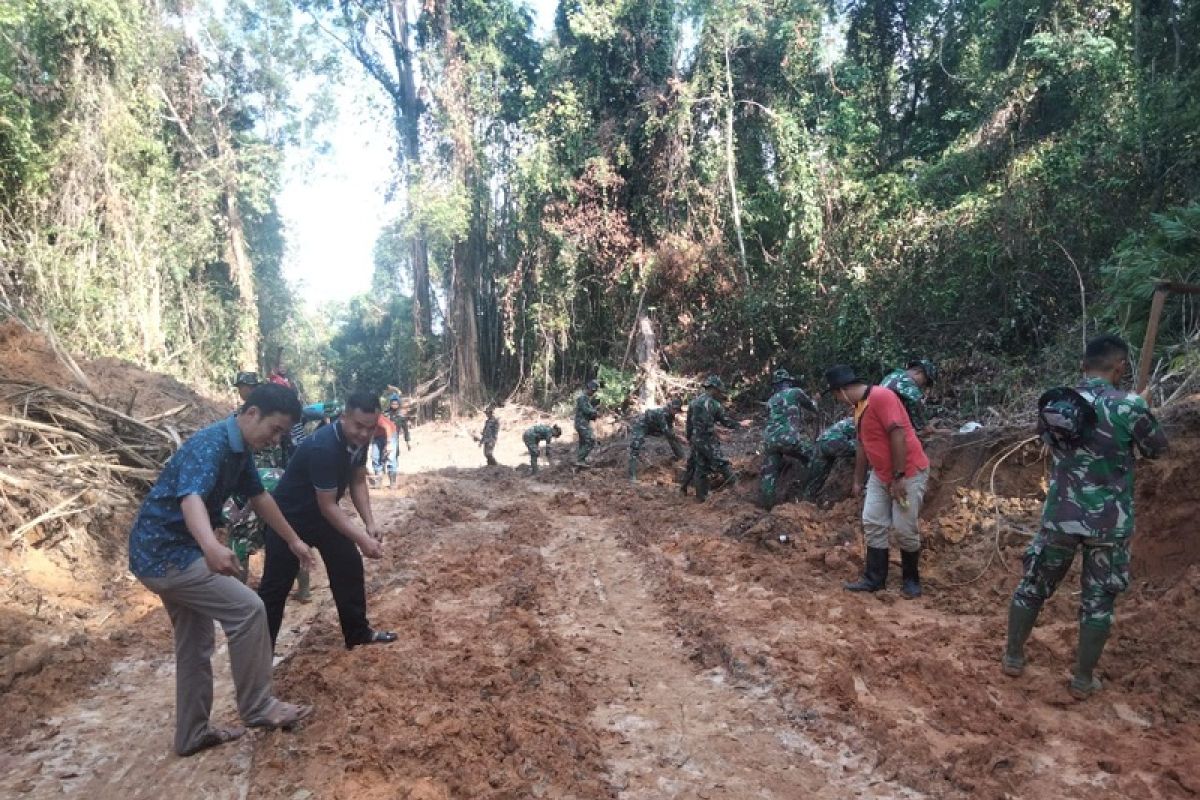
{"left": 574, "top": 379, "right": 601, "bottom": 465}
{"left": 759, "top": 369, "right": 817, "bottom": 510}
{"left": 1003, "top": 335, "right": 1167, "bottom": 699}
{"left": 627, "top": 398, "right": 685, "bottom": 482}
{"left": 881, "top": 358, "right": 937, "bottom": 431}
{"left": 478, "top": 404, "right": 500, "bottom": 466}
{"left": 802, "top": 417, "right": 857, "bottom": 501}
{"left": 680, "top": 375, "right": 740, "bottom": 501}
{"left": 385, "top": 395, "right": 412, "bottom": 451}
{"left": 523, "top": 424, "right": 562, "bottom": 475}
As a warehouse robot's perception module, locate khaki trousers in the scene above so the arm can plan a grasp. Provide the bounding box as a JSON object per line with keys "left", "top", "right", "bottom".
{"left": 862, "top": 469, "right": 929, "bottom": 552}
{"left": 139, "top": 558, "right": 278, "bottom": 755}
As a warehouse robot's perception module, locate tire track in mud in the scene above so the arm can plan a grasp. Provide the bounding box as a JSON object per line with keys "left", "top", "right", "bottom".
{"left": 536, "top": 488, "right": 922, "bottom": 800}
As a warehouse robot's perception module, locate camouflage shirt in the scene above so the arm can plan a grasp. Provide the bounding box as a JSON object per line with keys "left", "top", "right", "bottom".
{"left": 686, "top": 393, "right": 736, "bottom": 442}
{"left": 637, "top": 406, "right": 677, "bottom": 435}
{"left": 524, "top": 424, "right": 558, "bottom": 445}
{"left": 386, "top": 408, "right": 411, "bottom": 443}
{"left": 481, "top": 417, "right": 500, "bottom": 445}
{"left": 574, "top": 393, "right": 599, "bottom": 429}
{"left": 881, "top": 369, "right": 927, "bottom": 430}
{"left": 1041, "top": 377, "right": 1168, "bottom": 540}
{"left": 817, "top": 417, "right": 856, "bottom": 445}
{"left": 763, "top": 386, "right": 816, "bottom": 447}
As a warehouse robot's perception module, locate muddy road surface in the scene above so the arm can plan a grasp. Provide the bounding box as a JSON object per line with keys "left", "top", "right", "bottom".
{"left": 3, "top": 415, "right": 1200, "bottom": 799}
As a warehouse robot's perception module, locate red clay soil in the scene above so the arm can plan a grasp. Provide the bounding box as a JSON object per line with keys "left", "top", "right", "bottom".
{"left": 2, "top": 352, "right": 1199, "bottom": 799}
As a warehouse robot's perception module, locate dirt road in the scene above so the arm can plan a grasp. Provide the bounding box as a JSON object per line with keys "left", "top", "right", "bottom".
{"left": 3, "top": 415, "right": 1200, "bottom": 799}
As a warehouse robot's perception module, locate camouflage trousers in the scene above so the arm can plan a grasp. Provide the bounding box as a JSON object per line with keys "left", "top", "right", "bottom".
{"left": 523, "top": 432, "right": 545, "bottom": 473}
{"left": 1012, "top": 529, "right": 1132, "bottom": 631}
{"left": 681, "top": 438, "right": 735, "bottom": 500}
{"left": 628, "top": 423, "right": 685, "bottom": 479}
{"left": 575, "top": 423, "right": 596, "bottom": 464}
{"left": 802, "top": 439, "right": 855, "bottom": 500}
{"left": 759, "top": 439, "right": 813, "bottom": 510}
{"left": 482, "top": 437, "right": 497, "bottom": 466}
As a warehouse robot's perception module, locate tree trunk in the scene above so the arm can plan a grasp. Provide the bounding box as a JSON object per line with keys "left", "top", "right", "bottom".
{"left": 723, "top": 36, "right": 749, "bottom": 287}
{"left": 387, "top": 0, "right": 435, "bottom": 414}
{"left": 636, "top": 313, "right": 658, "bottom": 408}
{"left": 435, "top": 0, "right": 484, "bottom": 413}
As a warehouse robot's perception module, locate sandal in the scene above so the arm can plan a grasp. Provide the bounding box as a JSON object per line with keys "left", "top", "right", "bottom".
{"left": 346, "top": 629, "right": 398, "bottom": 650}
{"left": 179, "top": 725, "right": 246, "bottom": 756}
{"left": 251, "top": 701, "right": 315, "bottom": 730}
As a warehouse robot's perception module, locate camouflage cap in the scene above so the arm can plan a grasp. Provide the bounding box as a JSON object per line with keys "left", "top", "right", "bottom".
{"left": 233, "top": 371, "right": 261, "bottom": 387}
{"left": 702, "top": 375, "right": 726, "bottom": 391}
{"left": 585, "top": 379, "right": 601, "bottom": 392}
{"left": 771, "top": 368, "right": 795, "bottom": 385}
{"left": 907, "top": 358, "right": 938, "bottom": 385}
{"left": 666, "top": 397, "right": 683, "bottom": 410}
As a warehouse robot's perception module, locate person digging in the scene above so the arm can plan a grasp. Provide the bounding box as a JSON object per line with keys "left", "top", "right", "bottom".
{"left": 826, "top": 364, "right": 929, "bottom": 598}
{"left": 523, "top": 423, "right": 562, "bottom": 475}
{"left": 1001, "top": 334, "right": 1167, "bottom": 699}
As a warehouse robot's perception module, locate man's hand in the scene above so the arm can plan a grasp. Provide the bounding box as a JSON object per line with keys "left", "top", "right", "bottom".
{"left": 739, "top": 419, "right": 752, "bottom": 428}
{"left": 358, "top": 535, "right": 384, "bottom": 559}
{"left": 365, "top": 523, "right": 382, "bottom": 542}
{"left": 289, "top": 540, "right": 317, "bottom": 572}
{"left": 1138, "top": 386, "right": 1153, "bottom": 405}
{"left": 852, "top": 482, "right": 864, "bottom": 499}
{"left": 203, "top": 542, "right": 241, "bottom": 576}
{"left": 889, "top": 477, "right": 909, "bottom": 506}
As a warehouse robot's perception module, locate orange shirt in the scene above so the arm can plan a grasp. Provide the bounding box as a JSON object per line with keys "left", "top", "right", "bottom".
{"left": 373, "top": 416, "right": 397, "bottom": 439}
{"left": 857, "top": 386, "right": 929, "bottom": 483}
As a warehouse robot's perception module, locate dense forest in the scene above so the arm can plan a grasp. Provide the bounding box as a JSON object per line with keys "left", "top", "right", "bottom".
{"left": 2, "top": 0, "right": 1198, "bottom": 413}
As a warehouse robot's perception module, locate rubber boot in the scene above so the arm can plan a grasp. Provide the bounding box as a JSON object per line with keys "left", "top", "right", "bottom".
{"left": 628, "top": 456, "right": 638, "bottom": 483}
{"left": 530, "top": 455, "right": 539, "bottom": 475}
{"left": 695, "top": 472, "right": 710, "bottom": 502}
{"left": 1068, "top": 624, "right": 1110, "bottom": 699}
{"left": 388, "top": 473, "right": 397, "bottom": 490}
{"left": 845, "top": 547, "right": 889, "bottom": 592}
{"left": 680, "top": 457, "right": 694, "bottom": 495}
{"left": 1002, "top": 602, "right": 1039, "bottom": 676}
{"left": 900, "top": 549, "right": 922, "bottom": 598}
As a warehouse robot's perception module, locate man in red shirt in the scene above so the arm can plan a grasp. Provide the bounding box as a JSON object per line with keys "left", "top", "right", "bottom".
{"left": 825, "top": 365, "right": 930, "bottom": 597}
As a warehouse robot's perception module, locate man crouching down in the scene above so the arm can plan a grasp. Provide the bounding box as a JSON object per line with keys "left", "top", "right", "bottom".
{"left": 259, "top": 390, "right": 398, "bottom": 651}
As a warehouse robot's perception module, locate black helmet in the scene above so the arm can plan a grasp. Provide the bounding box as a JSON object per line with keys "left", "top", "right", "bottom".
{"left": 233, "top": 371, "right": 260, "bottom": 387}
{"left": 666, "top": 397, "right": 683, "bottom": 411}
{"left": 906, "top": 358, "right": 938, "bottom": 386}
{"left": 585, "top": 379, "right": 600, "bottom": 392}
{"left": 551, "top": 424, "right": 562, "bottom": 437}
{"left": 702, "top": 375, "right": 726, "bottom": 392}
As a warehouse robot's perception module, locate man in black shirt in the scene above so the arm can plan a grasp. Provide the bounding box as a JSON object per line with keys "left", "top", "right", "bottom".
{"left": 258, "top": 391, "right": 397, "bottom": 650}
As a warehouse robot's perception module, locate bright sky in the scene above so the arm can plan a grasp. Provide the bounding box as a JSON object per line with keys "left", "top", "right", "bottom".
{"left": 279, "top": 0, "right": 557, "bottom": 309}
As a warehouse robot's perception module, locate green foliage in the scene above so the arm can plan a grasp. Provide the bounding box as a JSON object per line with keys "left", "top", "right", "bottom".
{"left": 1103, "top": 203, "right": 1200, "bottom": 346}
{"left": 0, "top": 0, "right": 319, "bottom": 393}
{"left": 593, "top": 364, "right": 636, "bottom": 409}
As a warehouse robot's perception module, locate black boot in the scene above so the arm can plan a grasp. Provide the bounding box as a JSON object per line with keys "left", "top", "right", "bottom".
{"left": 1069, "top": 624, "right": 1110, "bottom": 699}
{"left": 845, "top": 547, "right": 889, "bottom": 592}
{"left": 900, "top": 549, "right": 922, "bottom": 598}
{"left": 1002, "top": 603, "right": 1039, "bottom": 677}
{"left": 695, "top": 473, "right": 710, "bottom": 502}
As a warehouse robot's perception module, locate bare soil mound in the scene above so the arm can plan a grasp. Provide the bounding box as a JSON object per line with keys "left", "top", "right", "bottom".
{"left": 0, "top": 321, "right": 226, "bottom": 739}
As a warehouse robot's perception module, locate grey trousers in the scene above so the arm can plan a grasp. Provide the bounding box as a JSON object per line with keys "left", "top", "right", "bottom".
{"left": 139, "top": 558, "right": 278, "bottom": 755}
{"left": 862, "top": 469, "right": 929, "bottom": 552}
